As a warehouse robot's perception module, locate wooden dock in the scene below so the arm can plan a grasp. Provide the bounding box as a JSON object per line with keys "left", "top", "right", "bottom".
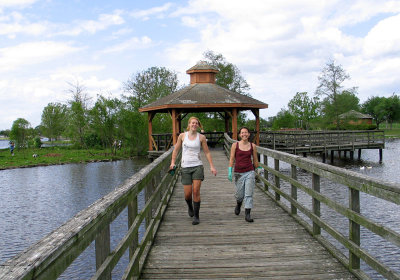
{"left": 140, "top": 149, "right": 357, "bottom": 279}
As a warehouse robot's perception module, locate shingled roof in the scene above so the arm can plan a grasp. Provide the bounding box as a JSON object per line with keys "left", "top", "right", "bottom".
{"left": 139, "top": 61, "right": 268, "bottom": 113}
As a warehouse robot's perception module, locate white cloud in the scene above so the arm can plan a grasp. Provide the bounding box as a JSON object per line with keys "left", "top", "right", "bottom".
{"left": 102, "top": 36, "right": 153, "bottom": 54}
{"left": 57, "top": 10, "right": 125, "bottom": 36}
{"left": 130, "top": 3, "right": 173, "bottom": 21}
{"left": 0, "top": 0, "right": 38, "bottom": 8}
{"left": 363, "top": 14, "right": 400, "bottom": 58}
{"left": 0, "top": 41, "right": 82, "bottom": 72}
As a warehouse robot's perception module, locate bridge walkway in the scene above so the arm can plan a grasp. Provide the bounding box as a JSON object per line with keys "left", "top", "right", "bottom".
{"left": 140, "top": 149, "right": 357, "bottom": 279}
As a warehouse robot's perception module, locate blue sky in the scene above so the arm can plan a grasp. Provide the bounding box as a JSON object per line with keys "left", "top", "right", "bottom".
{"left": 1, "top": 0, "right": 399, "bottom": 130}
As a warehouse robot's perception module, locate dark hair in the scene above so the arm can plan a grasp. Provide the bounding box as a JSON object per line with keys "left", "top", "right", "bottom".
{"left": 238, "top": 126, "right": 250, "bottom": 134}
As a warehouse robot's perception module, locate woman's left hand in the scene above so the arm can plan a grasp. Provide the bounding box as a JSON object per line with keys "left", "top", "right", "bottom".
{"left": 210, "top": 167, "right": 217, "bottom": 176}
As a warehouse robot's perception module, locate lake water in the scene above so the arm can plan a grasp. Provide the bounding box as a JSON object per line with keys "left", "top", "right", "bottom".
{"left": 0, "top": 157, "right": 150, "bottom": 279}
{"left": 0, "top": 139, "right": 399, "bottom": 279}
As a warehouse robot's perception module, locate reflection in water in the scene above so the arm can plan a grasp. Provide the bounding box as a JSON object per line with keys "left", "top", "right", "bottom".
{"left": 0, "top": 157, "right": 149, "bottom": 279}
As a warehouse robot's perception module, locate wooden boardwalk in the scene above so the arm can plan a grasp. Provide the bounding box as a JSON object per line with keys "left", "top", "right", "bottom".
{"left": 140, "top": 149, "right": 357, "bottom": 279}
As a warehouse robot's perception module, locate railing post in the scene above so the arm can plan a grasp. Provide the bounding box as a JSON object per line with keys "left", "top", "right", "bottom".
{"left": 274, "top": 159, "right": 280, "bottom": 201}
{"left": 312, "top": 173, "right": 321, "bottom": 235}
{"left": 128, "top": 196, "right": 138, "bottom": 263}
{"left": 95, "top": 225, "right": 111, "bottom": 280}
{"left": 349, "top": 188, "right": 361, "bottom": 270}
{"left": 291, "top": 165, "right": 297, "bottom": 215}
{"left": 273, "top": 134, "right": 276, "bottom": 150}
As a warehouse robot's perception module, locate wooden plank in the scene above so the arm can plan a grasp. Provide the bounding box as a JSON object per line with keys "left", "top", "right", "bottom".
{"left": 139, "top": 149, "right": 357, "bottom": 279}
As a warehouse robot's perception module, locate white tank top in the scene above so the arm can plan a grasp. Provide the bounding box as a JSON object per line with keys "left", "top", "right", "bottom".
{"left": 181, "top": 132, "right": 202, "bottom": 168}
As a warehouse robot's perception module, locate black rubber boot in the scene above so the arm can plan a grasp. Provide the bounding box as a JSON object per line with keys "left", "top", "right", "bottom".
{"left": 192, "top": 201, "right": 201, "bottom": 225}
{"left": 234, "top": 200, "right": 242, "bottom": 215}
{"left": 185, "top": 199, "right": 194, "bottom": 217}
{"left": 245, "top": 208, "right": 254, "bottom": 222}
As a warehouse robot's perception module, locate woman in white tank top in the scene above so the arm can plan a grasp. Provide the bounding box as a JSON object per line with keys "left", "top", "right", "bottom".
{"left": 170, "top": 116, "right": 217, "bottom": 225}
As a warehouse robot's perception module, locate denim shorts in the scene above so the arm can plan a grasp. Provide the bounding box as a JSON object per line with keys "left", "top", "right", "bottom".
{"left": 181, "top": 165, "right": 204, "bottom": 185}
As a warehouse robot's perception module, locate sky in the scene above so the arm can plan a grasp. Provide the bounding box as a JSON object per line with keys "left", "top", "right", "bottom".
{"left": 0, "top": 0, "right": 399, "bottom": 130}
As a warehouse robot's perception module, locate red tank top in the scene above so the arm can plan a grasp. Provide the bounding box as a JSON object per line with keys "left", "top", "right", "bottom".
{"left": 234, "top": 142, "right": 254, "bottom": 173}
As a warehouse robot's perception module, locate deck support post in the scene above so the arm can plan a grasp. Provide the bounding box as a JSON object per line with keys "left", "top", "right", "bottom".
{"left": 312, "top": 173, "right": 321, "bottom": 236}
{"left": 95, "top": 225, "right": 111, "bottom": 280}
{"left": 349, "top": 188, "right": 361, "bottom": 269}
{"left": 291, "top": 165, "right": 297, "bottom": 215}
{"left": 379, "top": 149, "right": 383, "bottom": 163}
{"left": 358, "top": 149, "right": 362, "bottom": 160}
{"left": 322, "top": 152, "right": 326, "bottom": 163}
{"left": 330, "top": 150, "right": 334, "bottom": 164}
{"left": 350, "top": 151, "right": 354, "bottom": 160}
{"left": 274, "top": 159, "right": 280, "bottom": 201}
{"left": 128, "top": 197, "right": 138, "bottom": 262}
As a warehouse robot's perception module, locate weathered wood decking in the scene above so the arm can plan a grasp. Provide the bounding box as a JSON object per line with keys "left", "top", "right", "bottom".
{"left": 140, "top": 149, "right": 357, "bottom": 279}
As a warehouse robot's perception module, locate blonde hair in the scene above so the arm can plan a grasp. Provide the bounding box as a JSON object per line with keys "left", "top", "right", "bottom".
{"left": 186, "top": 116, "right": 203, "bottom": 131}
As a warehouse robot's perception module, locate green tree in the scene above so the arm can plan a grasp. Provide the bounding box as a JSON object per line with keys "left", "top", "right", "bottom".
{"left": 271, "top": 109, "right": 295, "bottom": 130}
{"left": 66, "top": 81, "right": 91, "bottom": 147}
{"left": 316, "top": 60, "right": 356, "bottom": 128}
{"left": 88, "top": 95, "right": 121, "bottom": 152}
{"left": 41, "top": 102, "right": 68, "bottom": 142}
{"left": 322, "top": 90, "right": 360, "bottom": 128}
{"left": 385, "top": 94, "right": 400, "bottom": 129}
{"left": 10, "top": 118, "right": 32, "bottom": 158}
{"left": 123, "top": 66, "right": 179, "bottom": 110}
{"left": 203, "top": 50, "right": 250, "bottom": 96}
{"left": 288, "top": 92, "right": 320, "bottom": 129}
{"left": 361, "top": 96, "right": 387, "bottom": 129}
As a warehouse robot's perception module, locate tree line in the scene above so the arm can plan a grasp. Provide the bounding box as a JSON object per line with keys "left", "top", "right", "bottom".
{"left": 269, "top": 60, "right": 400, "bottom": 130}
{"left": 2, "top": 55, "right": 398, "bottom": 155}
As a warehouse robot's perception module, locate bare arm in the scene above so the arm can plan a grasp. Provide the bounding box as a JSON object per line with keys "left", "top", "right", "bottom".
{"left": 201, "top": 134, "right": 217, "bottom": 176}
{"left": 229, "top": 142, "right": 237, "bottom": 168}
{"left": 252, "top": 143, "right": 259, "bottom": 168}
{"left": 170, "top": 133, "right": 184, "bottom": 169}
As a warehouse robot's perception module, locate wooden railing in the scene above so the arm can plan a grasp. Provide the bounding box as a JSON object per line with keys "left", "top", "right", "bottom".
{"left": 224, "top": 133, "right": 400, "bottom": 280}
{"left": 0, "top": 148, "right": 181, "bottom": 280}
{"left": 259, "top": 130, "right": 385, "bottom": 152}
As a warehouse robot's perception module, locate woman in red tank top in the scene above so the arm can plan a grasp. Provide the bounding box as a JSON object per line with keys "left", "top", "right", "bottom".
{"left": 228, "top": 127, "right": 260, "bottom": 222}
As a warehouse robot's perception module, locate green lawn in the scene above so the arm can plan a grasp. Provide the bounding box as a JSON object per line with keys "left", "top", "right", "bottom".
{"left": 0, "top": 146, "right": 132, "bottom": 170}
{"left": 381, "top": 122, "right": 400, "bottom": 138}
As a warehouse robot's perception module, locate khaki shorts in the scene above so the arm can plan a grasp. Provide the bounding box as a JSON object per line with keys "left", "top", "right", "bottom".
{"left": 181, "top": 165, "right": 204, "bottom": 185}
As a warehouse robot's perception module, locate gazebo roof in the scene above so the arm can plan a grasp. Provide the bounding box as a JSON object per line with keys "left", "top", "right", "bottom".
{"left": 139, "top": 61, "right": 268, "bottom": 113}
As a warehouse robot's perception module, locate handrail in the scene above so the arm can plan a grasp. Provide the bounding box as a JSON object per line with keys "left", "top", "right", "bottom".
{"left": 224, "top": 133, "right": 400, "bottom": 280}
{"left": 0, "top": 148, "right": 181, "bottom": 280}
{"left": 259, "top": 130, "right": 385, "bottom": 151}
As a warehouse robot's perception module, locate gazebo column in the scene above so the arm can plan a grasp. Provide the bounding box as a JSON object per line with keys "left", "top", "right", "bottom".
{"left": 171, "top": 109, "right": 179, "bottom": 145}
{"left": 147, "top": 112, "right": 155, "bottom": 151}
{"left": 252, "top": 109, "right": 260, "bottom": 145}
{"left": 232, "top": 108, "right": 238, "bottom": 140}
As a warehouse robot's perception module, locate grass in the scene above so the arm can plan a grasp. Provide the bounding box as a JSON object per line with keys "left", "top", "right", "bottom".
{"left": 381, "top": 122, "right": 400, "bottom": 138}
{"left": 0, "top": 146, "right": 132, "bottom": 170}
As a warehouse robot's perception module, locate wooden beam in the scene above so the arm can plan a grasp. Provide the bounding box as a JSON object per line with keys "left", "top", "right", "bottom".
{"left": 232, "top": 108, "right": 238, "bottom": 140}
{"left": 251, "top": 109, "right": 260, "bottom": 145}
{"left": 148, "top": 112, "right": 155, "bottom": 151}
{"left": 171, "top": 109, "right": 178, "bottom": 145}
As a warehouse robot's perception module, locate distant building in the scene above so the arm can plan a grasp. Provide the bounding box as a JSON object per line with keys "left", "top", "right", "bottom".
{"left": 339, "top": 110, "right": 373, "bottom": 125}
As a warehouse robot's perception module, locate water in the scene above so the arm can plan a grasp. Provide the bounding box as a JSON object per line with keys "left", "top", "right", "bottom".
{"left": 266, "top": 138, "right": 400, "bottom": 279}
{"left": 0, "top": 139, "right": 9, "bottom": 150}
{"left": 0, "top": 157, "right": 150, "bottom": 278}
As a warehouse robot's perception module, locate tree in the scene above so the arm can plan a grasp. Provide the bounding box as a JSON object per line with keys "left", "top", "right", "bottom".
{"left": 385, "top": 94, "right": 400, "bottom": 129}
{"left": 271, "top": 109, "right": 295, "bottom": 130}
{"left": 10, "top": 118, "right": 32, "bottom": 158}
{"left": 88, "top": 95, "right": 121, "bottom": 152}
{"left": 362, "top": 96, "right": 387, "bottom": 129}
{"left": 288, "top": 92, "right": 320, "bottom": 129}
{"left": 66, "top": 81, "right": 91, "bottom": 147}
{"left": 41, "top": 102, "right": 68, "bottom": 142}
{"left": 203, "top": 50, "right": 250, "bottom": 96}
{"left": 322, "top": 90, "right": 360, "bottom": 128}
{"left": 316, "top": 60, "right": 356, "bottom": 128}
{"left": 123, "top": 66, "right": 179, "bottom": 111}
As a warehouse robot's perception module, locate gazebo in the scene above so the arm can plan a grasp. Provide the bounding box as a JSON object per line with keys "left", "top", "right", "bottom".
{"left": 139, "top": 61, "right": 268, "bottom": 152}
